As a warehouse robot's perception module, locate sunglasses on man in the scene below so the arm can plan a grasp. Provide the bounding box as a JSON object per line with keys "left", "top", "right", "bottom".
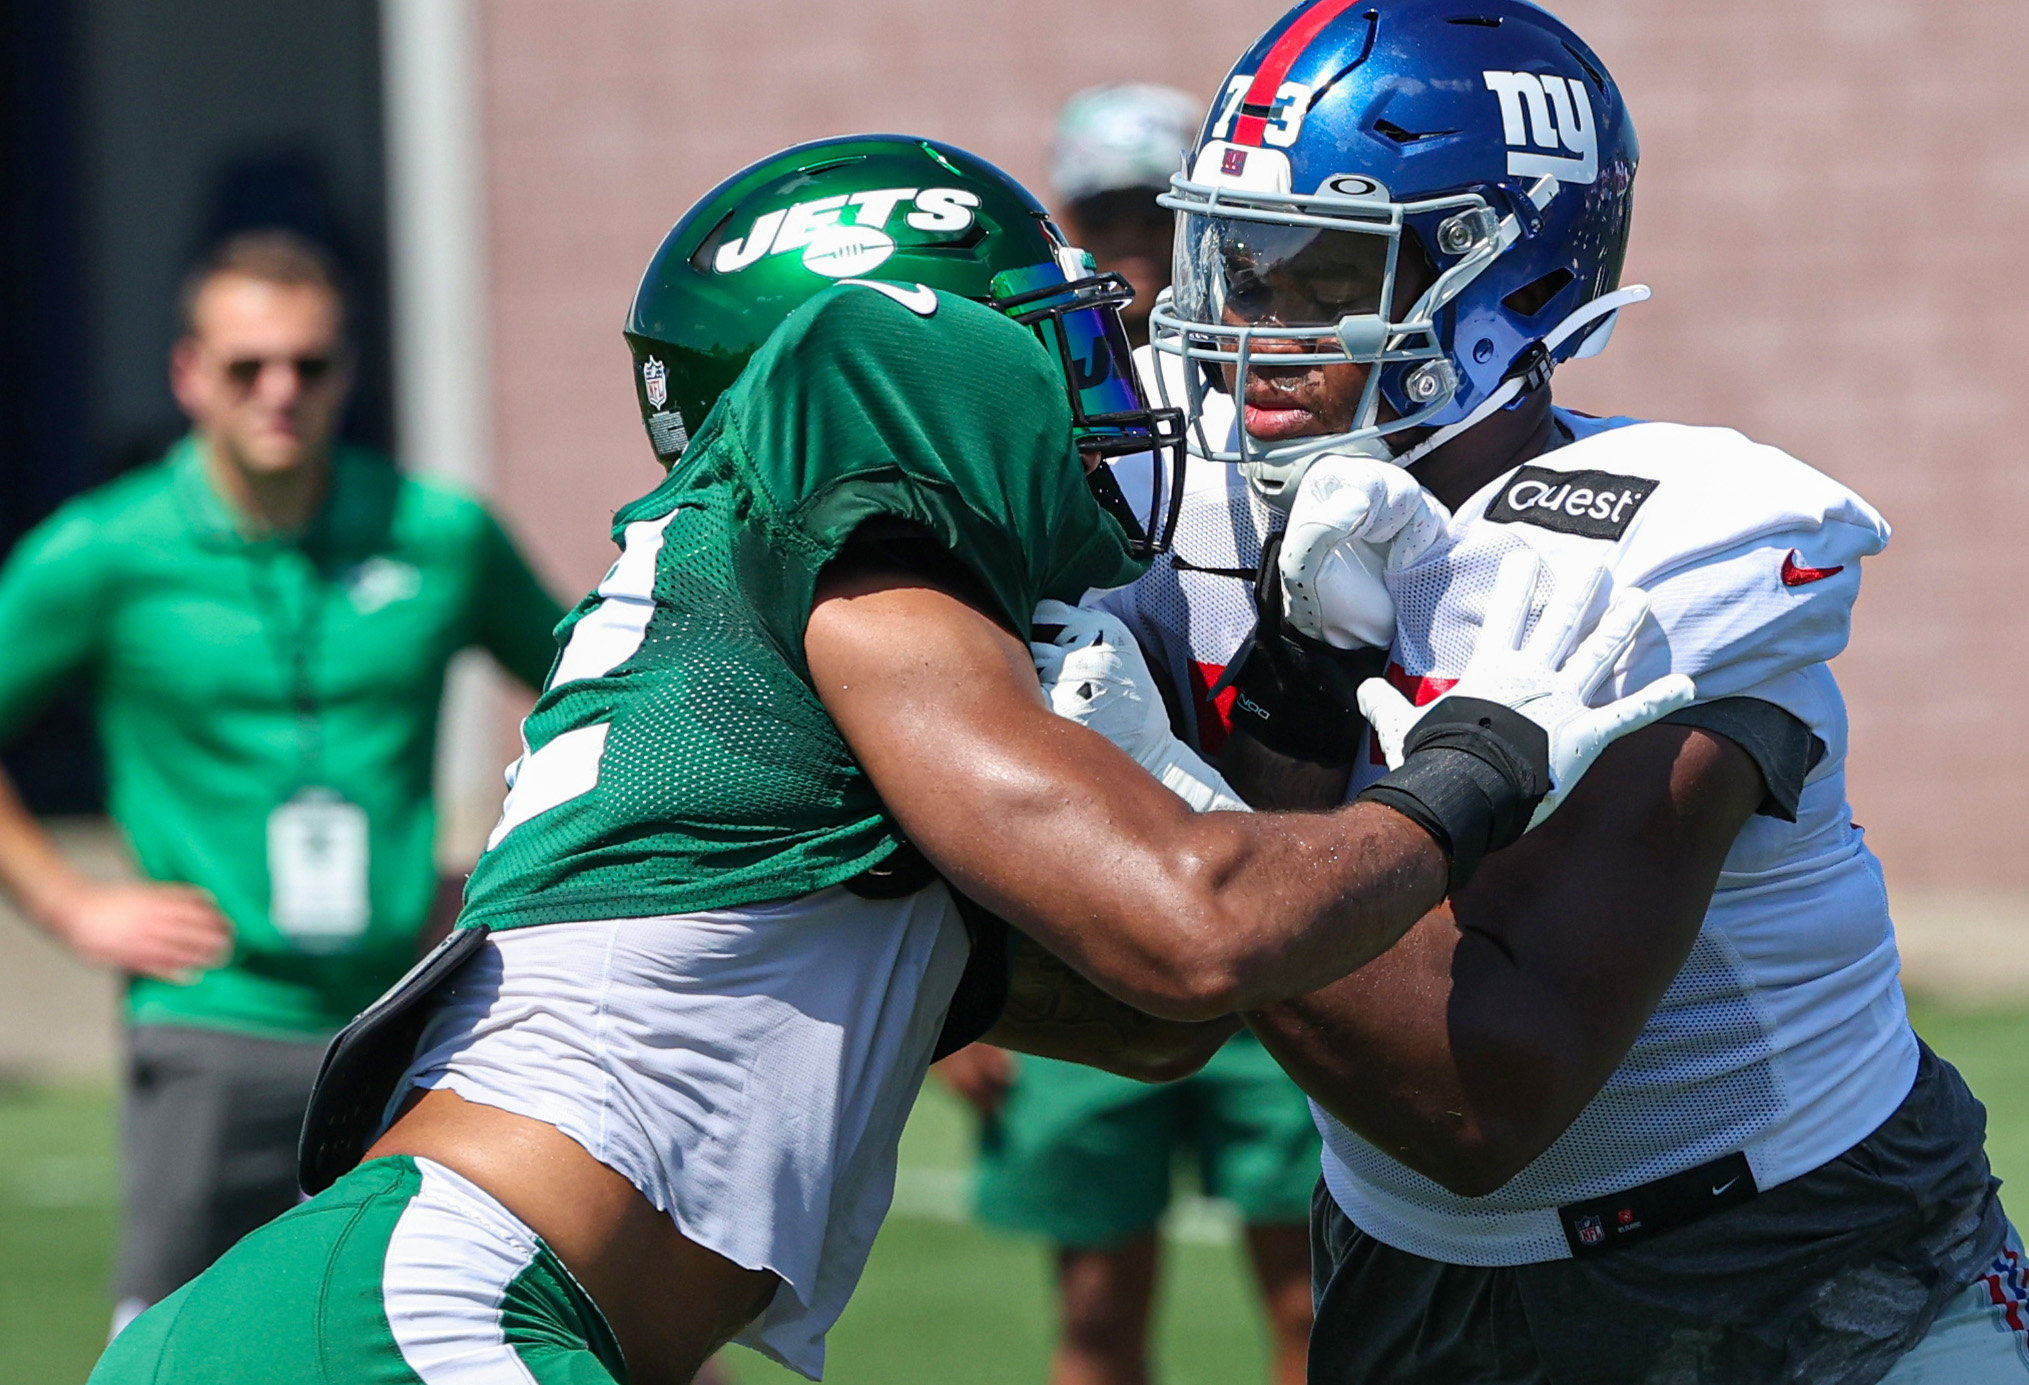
{"left": 221, "top": 354, "right": 343, "bottom": 389}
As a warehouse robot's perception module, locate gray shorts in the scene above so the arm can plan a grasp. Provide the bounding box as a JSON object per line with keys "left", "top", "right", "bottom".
{"left": 116, "top": 1023, "right": 329, "bottom": 1305}
{"left": 1308, "top": 1041, "right": 2009, "bottom": 1385}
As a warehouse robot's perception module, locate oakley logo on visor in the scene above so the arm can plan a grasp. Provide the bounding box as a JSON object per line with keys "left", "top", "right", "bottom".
{"left": 1483, "top": 71, "right": 1599, "bottom": 185}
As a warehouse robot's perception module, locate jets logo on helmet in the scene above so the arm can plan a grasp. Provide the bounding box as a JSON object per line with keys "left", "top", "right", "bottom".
{"left": 1150, "top": 0, "right": 1646, "bottom": 479}
{"left": 622, "top": 135, "right": 1187, "bottom": 555}
{"left": 710, "top": 187, "right": 983, "bottom": 275}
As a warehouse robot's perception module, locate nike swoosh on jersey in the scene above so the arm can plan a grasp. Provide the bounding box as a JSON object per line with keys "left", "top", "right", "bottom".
{"left": 1780, "top": 550, "right": 1845, "bottom": 587}
{"left": 838, "top": 279, "right": 938, "bottom": 316}
{"left": 1711, "top": 1177, "right": 1739, "bottom": 1196}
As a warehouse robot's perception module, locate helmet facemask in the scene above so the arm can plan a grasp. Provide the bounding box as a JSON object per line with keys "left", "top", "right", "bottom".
{"left": 990, "top": 249, "right": 1187, "bottom": 557}
{"left": 1152, "top": 160, "right": 1520, "bottom": 474}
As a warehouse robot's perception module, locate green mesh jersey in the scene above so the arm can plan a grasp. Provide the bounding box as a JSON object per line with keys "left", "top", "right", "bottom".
{"left": 460, "top": 283, "right": 1146, "bottom": 929}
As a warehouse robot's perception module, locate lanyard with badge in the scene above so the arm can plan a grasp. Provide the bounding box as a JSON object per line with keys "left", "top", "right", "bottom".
{"left": 250, "top": 545, "right": 371, "bottom": 951}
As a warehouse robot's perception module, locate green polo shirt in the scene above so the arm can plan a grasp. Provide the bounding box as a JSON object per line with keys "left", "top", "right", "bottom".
{"left": 0, "top": 438, "right": 564, "bottom": 1037}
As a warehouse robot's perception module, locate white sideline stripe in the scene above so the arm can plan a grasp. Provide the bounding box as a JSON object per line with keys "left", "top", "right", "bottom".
{"left": 384, "top": 1160, "right": 542, "bottom": 1385}
{"left": 486, "top": 723, "right": 609, "bottom": 850}
{"left": 550, "top": 514, "right": 675, "bottom": 688}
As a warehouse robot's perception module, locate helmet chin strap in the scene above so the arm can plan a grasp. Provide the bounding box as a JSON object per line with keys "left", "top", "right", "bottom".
{"left": 1240, "top": 431, "right": 1396, "bottom": 513}
{"left": 1391, "top": 285, "right": 1651, "bottom": 469}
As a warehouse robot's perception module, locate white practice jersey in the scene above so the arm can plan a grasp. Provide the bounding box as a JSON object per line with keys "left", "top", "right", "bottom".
{"left": 1113, "top": 401, "right": 1916, "bottom": 1269}
{"left": 1096, "top": 383, "right": 1272, "bottom": 757}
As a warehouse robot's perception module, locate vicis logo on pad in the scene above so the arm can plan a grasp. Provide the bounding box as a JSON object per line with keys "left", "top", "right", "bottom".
{"left": 1485, "top": 465, "right": 1656, "bottom": 540}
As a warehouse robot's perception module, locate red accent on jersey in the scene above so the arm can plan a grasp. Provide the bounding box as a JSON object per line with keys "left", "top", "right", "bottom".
{"left": 1232, "top": 0, "right": 1361, "bottom": 146}
{"left": 1188, "top": 660, "right": 1237, "bottom": 756}
{"left": 1369, "top": 663, "right": 1458, "bottom": 764}
{"left": 1780, "top": 550, "right": 1844, "bottom": 587}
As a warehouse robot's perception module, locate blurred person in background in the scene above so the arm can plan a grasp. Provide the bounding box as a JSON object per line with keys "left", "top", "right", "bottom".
{"left": 1044, "top": 83, "right": 1201, "bottom": 351}
{"left": 932, "top": 83, "right": 1316, "bottom": 1385}
{"left": 0, "top": 230, "right": 563, "bottom": 1336}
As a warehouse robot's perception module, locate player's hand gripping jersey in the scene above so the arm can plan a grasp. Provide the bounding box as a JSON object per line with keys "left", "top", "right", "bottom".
{"left": 462, "top": 284, "right": 1143, "bottom": 929}
{"left": 1351, "top": 412, "right": 1902, "bottom": 1262}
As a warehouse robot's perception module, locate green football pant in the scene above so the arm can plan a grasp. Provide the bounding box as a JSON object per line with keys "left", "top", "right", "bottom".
{"left": 90, "top": 1155, "right": 626, "bottom": 1384}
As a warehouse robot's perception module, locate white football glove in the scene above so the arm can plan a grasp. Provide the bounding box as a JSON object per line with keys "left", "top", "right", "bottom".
{"left": 1357, "top": 550, "right": 1695, "bottom": 830}
{"left": 1279, "top": 454, "right": 1451, "bottom": 650}
{"left": 1031, "top": 600, "right": 1247, "bottom": 815}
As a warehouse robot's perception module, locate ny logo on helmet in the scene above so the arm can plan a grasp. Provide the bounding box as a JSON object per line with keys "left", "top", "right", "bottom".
{"left": 1482, "top": 71, "right": 1598, "bottom": 185}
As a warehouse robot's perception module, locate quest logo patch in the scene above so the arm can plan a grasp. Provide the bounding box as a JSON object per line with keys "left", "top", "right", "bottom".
{"left": 1484, "top": 465, "right": 1656, "bottom": 540}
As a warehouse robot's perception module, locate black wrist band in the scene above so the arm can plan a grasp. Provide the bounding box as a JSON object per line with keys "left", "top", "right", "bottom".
{"left": 1354, "top": 697, "right": 1550, "bottom": 893}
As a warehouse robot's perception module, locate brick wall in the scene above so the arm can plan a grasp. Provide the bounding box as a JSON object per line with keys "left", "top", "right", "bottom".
{"left": 477, "top": 0, "right": 2029, "bottom": 891}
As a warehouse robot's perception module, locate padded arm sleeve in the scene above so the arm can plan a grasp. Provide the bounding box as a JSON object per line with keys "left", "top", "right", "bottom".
{"left": 1661, "top": 697, "right": 1821, "bottom": 821}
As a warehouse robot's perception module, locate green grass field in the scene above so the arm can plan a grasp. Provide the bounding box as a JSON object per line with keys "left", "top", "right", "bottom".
{"left": 5, "top": 998, "right": 2024, "bottom": 1385}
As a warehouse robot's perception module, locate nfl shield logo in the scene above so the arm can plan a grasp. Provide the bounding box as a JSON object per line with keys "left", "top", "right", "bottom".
{"left": 1576, "top": 1215, "right": 1604, "bottom": 1246}
{"left": 642, "top": 356, "right": 668, "bottom": 409}
{"left": 1221, "top": 147, "right": 1249, "bottom": 177}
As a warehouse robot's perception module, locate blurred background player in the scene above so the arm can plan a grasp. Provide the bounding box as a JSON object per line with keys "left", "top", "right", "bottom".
{"left": 934, "top": 84, "right": 1317, "bottom": 1385}
{"left": 1044, "top": 83, "right": 1201, "bottom": 352}
{"left": 0, "top": 229, "right": 563, "bottom": 1335}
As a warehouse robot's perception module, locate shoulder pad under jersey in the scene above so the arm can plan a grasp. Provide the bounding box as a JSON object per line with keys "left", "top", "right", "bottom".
{"left": 1451, "top": 420, "right": 1889, "bottom": 730}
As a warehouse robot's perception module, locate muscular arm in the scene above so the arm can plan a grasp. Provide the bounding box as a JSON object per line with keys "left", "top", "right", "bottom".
{"left": 1244, "top": 722, "right": 1764, "bottom": 1195}
{"left": 805, "top": 562, "right": 1448, "bottom": 1022}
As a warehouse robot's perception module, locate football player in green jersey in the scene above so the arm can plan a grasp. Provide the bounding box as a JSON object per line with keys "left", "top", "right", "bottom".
{"left": 93, "top": 136, "right": 1690, "bottom": 1385}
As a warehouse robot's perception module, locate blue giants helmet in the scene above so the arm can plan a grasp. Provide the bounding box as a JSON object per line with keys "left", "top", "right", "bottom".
{"left": 1150, "top": 0, "right": 1643, "bottom": 473}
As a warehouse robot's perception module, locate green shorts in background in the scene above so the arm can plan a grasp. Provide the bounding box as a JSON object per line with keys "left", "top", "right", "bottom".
{"left": 975, "top": 1031, "right": 1320, "bottom": 1249}
{"left": 91, "top": 1156, "right": 624, "bottom": 1385}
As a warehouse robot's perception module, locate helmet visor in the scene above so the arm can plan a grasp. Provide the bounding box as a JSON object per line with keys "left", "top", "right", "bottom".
{"left": 990, "top": 261, "right": 1157, "bottom": 444}
{"left": 990, "top": 258, "right": 1186, "bottom": 555}
{"left": 1174, "top": 214, "right": 1396, "bottom": 339}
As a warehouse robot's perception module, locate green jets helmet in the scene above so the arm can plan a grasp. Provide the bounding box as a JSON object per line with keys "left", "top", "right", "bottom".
{"left": 624, "top": 133, "right": 1185, "bottom": 555}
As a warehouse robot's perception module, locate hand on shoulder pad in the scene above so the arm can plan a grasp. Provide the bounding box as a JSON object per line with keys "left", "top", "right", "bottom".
{"left": 1031, "top": 600, "right": 1247, "bottom": 814}
{"left": 1355, "top": 551, "right": 1695, "bottom": 889}
{"left": 1280, "top": 454, "right": 1450, "bottom": 650}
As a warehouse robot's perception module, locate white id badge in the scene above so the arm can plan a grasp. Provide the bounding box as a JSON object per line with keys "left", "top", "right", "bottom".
{"left": 268, "top": 788, "right": 370, "bottom": 950}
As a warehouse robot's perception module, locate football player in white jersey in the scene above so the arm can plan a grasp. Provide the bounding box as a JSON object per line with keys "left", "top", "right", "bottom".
{"left": 1054, "top": 2, "right": 2029, "bottom": 1382}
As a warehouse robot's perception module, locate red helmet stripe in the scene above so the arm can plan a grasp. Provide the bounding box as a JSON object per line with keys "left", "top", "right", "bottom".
{"left": 1232, "top": 0, "right": 1363, "bottom": 145}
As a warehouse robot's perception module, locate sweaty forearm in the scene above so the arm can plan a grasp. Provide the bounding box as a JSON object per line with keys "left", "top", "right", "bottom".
{"left": 956, "top": 790, "right": 1450, "bottom": 1022}
{"left": 810, "top": 567, "right": 1449, "bottom": 1021}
